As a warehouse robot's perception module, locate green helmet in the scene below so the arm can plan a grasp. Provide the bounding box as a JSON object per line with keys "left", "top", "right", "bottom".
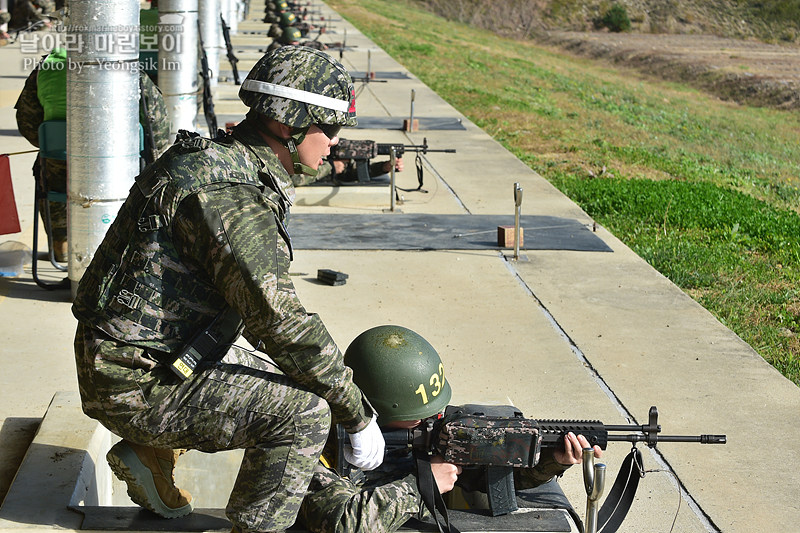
{"left": 280, "top": 11, "right": 296, "bottom": 27}
{"left": 278, "top": 26, "right": 302, "bottom": 44}
{"left": 345, "top": 325, "right": 452, "bottom": 424}
{"left": 239, "top": 46, "right": 357, "bottom": 175}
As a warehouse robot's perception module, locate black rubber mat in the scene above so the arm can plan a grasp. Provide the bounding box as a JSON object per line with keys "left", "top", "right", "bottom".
{"left": 75, "top": 481, "right": 576, "bottom": 531}
{"left": 75, "top": 506, "right": 573, "bottom": 532}
{"left": 217, "top": 69, "right": 408, "bottom": 84}
{"left": 353, "top": 116, "right": 466, "bottom": 130}
{"left": 288, "top": 214, "right": 612, "bottom": 252}
{"left": 350, "top": 70, "right": 412, "bottom": 79}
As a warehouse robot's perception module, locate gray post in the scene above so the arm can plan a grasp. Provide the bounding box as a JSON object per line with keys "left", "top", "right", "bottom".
{"left": 159, "top": 0, "right": 199, "bottom": 139}
{"left": 199, "top": 0, "right": 221, "bottom": 88}
{"left": 66, "top": 0, "right": 140, "bottom": 291}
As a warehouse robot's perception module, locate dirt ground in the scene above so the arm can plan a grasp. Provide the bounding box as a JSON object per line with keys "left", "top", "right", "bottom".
{"left": 538, "top": 31, "right": 800, "bottom": 110}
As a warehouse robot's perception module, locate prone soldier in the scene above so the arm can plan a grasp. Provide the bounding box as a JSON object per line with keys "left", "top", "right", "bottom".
{"left": 297, "top": 325, "right": 600, "bottom": 533}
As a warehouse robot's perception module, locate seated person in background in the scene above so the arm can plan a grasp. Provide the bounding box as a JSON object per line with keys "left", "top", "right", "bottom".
{"left": 298, "top": 325, "right": 601, "bottom": 533}
{"left": 15, "top": 47, "right": 170, "bottom": 261}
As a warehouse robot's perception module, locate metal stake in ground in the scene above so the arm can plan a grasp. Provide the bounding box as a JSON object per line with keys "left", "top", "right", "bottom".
{"left": 514, "top": 182, "right": 523, "bottom": 260}
{"left": 389, "top": 146, "right": 397, "bottom": 212}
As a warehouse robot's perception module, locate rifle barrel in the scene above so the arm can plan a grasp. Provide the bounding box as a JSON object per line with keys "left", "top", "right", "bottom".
{"left": 607, "top": 433, "right": 727, "bottom": 444}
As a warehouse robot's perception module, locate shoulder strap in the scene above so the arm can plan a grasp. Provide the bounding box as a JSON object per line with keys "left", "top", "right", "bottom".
{"left": 415, "top": 454, "right": 461, "bottom": 533}
{"left": 597, "top": 447, "right": 644, "bottom": 533}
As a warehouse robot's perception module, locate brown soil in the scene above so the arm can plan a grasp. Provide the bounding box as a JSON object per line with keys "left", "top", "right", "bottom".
{"left": 538, "top": 31, "right": 800, "bottom": 110}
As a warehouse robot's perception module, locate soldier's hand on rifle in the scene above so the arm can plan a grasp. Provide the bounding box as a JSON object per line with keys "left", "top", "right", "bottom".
{"left": 431, "top": 455, "right": 462, "bottom": 494}
{"left": 381, "top": 156, "right": 404, "bottom": 174}
{"left": 331, "top": 159, "right": 348, "bottom": 175}
{"left": 555, "top": 432, "right": 602, "bottom": 466}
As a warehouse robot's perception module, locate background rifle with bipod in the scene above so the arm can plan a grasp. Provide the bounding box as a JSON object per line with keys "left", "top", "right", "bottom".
{"left": 197, "top": 20, "right": 217, "bottom": 135}
{"left": 330, "top": 138, "right": 455, "bottom": 189}
{"left": 220, "top": 14, "right": 240, "bottom": 85}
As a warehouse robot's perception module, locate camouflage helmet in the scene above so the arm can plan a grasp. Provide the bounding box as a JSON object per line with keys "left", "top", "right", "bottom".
{"left": 345, "top": 325, "right": 452, "bottom": 424}
{"left": 239, "top": 46, "right": 356, "bottom": 130}
{"left": 280, "top": 11, "right": 296, "bottom": 27}
{"left": 278, "top": 26, "right": 302, "bottom": 44}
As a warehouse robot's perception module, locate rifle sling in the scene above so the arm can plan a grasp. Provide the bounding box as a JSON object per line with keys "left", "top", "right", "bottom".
{"left": 597, "top": 447, "right": 643, "bottom": 533}
{"left": 415, "top": 454, "right": 461, "bottom": 533}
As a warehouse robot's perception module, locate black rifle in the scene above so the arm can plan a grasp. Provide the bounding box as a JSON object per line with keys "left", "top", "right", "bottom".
{"left": 330, "top": 137, "right": 456, "bottom": 185}
{"left": 220, "top": 14, "right": 240, "bottom": 85}
{"left": 197, "top": 20, "right": 218, "bottom": 135}
{"left": 382, "top": 404, "right": 725, "bottom": 531}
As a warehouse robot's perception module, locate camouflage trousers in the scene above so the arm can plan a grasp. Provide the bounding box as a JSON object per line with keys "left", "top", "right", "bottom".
{"left": 35, "top": 158, "right": 67, "bottom": 239}
{"left": 74, "top": 323, "right": 331, "bottom": 533}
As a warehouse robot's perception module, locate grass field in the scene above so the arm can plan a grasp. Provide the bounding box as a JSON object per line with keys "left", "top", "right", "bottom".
{"left": 329, "top": 0, "right": 800, "bottom": 385}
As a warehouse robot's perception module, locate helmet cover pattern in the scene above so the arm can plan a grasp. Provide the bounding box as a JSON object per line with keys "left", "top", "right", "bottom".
{"left": 239, "top": 46, "right": 357, "bottom": 129}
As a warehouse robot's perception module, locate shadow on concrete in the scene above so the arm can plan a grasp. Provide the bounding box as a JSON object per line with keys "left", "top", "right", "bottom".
{"left": 0, "top": 417, "right": 40, "bottom": 504}
{"left": 74, "top": 506, "right": 232, "bottom": 531}
{"left": 0, "top": 271, "right": 71, "bottom": 302}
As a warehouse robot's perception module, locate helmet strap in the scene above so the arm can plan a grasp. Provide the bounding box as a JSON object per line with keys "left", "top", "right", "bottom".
{"left": 286, "top": 128, "right": 319, "bottom": 177}
{"left": 251, "top": 114, "right": 318, "bottom": 177}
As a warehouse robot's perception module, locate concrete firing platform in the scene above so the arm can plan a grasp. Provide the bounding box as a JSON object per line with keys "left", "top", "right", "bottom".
{"left": 2, "top": 0, "right": 800, "bottom": 532}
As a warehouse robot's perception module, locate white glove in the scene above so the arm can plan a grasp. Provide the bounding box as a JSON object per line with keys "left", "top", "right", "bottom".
{"left": 344, "top": 415, "right": 385, "bottom": 471}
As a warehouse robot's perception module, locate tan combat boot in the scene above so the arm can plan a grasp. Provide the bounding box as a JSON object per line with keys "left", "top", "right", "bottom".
{"left": 106, "top": 440, "right": 194, "bottom": 518}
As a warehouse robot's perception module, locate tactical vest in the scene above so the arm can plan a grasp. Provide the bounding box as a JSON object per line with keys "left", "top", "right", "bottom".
{"left": 37, "top": 49, "right": 67, "bottom": 122}
{"left": 72, "top": 132, "right": 291, "bottom": 355}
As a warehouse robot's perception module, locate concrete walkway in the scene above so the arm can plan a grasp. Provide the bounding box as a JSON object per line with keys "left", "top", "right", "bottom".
{"left": 1, "top": 1, "right": 799, "bottom": 532}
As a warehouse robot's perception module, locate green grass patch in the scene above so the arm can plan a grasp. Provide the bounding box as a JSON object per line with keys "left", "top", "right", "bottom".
{"left": 330, "top": 0, "right": 800, "bottom": 385}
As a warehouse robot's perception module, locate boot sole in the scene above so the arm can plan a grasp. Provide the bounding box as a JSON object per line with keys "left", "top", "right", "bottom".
{"left": 106, "top": 442, "right": 194, "bottom": 519}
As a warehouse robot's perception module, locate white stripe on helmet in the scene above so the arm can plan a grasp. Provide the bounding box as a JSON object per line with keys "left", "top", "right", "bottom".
{"left": 241, "top": 79, "right": 350, "bottom": 113}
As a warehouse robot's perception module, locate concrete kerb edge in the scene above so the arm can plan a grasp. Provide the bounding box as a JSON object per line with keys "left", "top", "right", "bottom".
{"left": 0, "top": 391, "right": 112, "bottom": 531}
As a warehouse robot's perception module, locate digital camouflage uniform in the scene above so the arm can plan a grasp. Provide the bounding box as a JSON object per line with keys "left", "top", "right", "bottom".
{"left": 15, "top": 53, "right": 170, "bottom": 247}
{"left": 72, "top": 118, "right": 371, "bottom": 533}
{"left": 298, "top": 431, "right": 571, "bottom": 533}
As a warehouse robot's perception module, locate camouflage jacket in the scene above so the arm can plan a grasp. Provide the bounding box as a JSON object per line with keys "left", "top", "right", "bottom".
{"left": 297, "top": 428, "right": 571, "bottom": 533}
{"left": 71, "top": 119, "right": 369, "bottom": 430}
